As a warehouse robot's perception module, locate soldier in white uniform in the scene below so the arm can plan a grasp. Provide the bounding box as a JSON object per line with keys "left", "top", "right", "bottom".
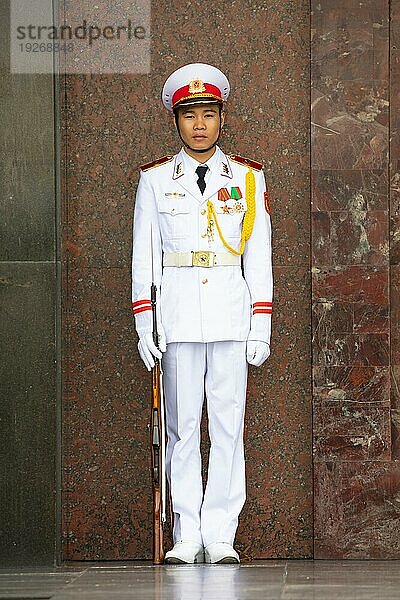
{"left": 131, "top": 63, "right": 273, "bottom": 564}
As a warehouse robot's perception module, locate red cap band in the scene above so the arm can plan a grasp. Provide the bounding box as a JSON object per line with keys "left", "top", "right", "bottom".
{"left": 172, "top": 83, "right": 222, "bottom": 109}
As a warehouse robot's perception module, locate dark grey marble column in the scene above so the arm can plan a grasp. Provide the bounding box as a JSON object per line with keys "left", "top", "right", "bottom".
{"left": 0, "top": 1, "right": 60, "bottom": 566}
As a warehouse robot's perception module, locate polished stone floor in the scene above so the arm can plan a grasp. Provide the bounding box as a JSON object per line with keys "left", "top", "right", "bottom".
{"left": 1, "top": 560, "right": 400, "bottom": 599}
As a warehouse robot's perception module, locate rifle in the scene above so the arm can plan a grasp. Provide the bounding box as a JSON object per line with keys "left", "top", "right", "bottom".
{"left": 150, "top": 230, "right": 166, "bottom": 564}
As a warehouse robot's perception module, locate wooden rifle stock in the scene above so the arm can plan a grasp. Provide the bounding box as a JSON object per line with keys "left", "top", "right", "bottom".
{"left": 151, "top": 358, "right": 164, "bottom": 564}
{"left": 150, "top": 252, "right": 166, "bottom": 565}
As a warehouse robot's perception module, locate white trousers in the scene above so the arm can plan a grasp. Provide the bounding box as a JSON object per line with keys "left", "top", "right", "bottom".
{"left": 162, "top": 340, "right": 248, "bottom": 547}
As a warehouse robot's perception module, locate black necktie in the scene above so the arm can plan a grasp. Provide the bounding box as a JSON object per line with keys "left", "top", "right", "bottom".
{"left": 195, "top": 165, "right": 208, "bottom": 195}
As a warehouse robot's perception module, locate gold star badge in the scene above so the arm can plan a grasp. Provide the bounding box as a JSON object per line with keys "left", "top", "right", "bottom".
{"left": 188, "top": 79, "right": 206, "bottom": 94}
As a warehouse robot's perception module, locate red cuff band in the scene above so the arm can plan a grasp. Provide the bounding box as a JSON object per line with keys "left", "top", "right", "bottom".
{"left": 132, "top": 299, "right": 152, "bottom": 315}
{"left": 252, "top": 301, "right": 273, "bottom": 316}
{"left": 133, "top": 305, "right": 152, "bottom": 315}
{"left": 132, "top": 299, "right": 151, "bottom": 308}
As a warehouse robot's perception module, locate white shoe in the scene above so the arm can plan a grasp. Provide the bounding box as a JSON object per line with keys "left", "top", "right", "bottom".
{"left": 164, "top": 541, "right": 204, "bottom": 564}
{"left": 204, "top": 542, "right": 240, "bottom": 564}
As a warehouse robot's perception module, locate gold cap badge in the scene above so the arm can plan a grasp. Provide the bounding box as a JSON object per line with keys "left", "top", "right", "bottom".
{"left": 188, "top": 79, "right": 206, "bottom": 94}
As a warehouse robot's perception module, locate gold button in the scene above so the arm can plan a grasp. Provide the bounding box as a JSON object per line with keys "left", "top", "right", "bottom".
{"left": 201, "top": 209, "right": 206, "bottom": 215}
{"left": 201, "top": 232, "right": 207, "bottom": 238}
{"left": 202, "top": 278, "right": 208, "bottom": 284}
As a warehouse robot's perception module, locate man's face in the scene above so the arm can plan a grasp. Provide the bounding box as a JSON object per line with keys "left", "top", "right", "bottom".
{"left": 175, "top": 103, "right": 225, "bottom": 151}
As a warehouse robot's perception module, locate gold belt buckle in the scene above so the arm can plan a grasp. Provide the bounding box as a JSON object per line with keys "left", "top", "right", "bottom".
{"left": 192, "top": 250, "right": 216, "bottom": 267}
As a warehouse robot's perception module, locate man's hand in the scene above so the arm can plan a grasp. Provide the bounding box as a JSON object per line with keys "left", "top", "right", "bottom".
{"left": 246, "top": 341, "right": 270, "bottom": 366}
{"left": 138, "top": 326, "right": 167, "bottom": 371}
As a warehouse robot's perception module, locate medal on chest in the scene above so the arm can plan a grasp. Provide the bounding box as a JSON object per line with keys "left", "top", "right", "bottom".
{"left": 217, "top": 186, "right": 245, "bottom": 214}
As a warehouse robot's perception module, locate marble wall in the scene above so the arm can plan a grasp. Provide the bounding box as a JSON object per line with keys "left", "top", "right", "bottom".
{"left": 62, "top": 0, "right": 400, "bottom": 561}
{"left": 311, "top": 0, "right": 400, "bottom": 558}
{"left": 61, "top": 0, "right": 312, "bottom": 560}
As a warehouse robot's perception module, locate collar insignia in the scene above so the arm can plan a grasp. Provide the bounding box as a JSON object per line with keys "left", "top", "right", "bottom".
{"left": 220, "top": 161, "right": 233, "bottom": 178}
{"left": 172, "top": 156, "right": 184, "bottom": 179}
{"left": 175, "top": 162, "right": 183, "bottom": 176}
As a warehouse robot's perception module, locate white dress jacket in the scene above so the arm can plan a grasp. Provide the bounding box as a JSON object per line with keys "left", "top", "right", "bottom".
{"left": 131, "top": 146, "right": 273, "bottom": 344}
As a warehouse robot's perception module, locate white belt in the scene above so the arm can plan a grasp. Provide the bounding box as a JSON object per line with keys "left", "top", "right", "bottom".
{"left": 163, "top": 250, "right": 241, "bottom": 268}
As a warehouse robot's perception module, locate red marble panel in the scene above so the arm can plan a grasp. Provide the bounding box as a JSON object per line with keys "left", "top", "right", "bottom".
{"left": 311, "top": 103, "right": 388, "bottom": 170}
{"left": 312, "top": 266, "right": 390, "bottom": 367}
{"left": 313, "top": 298, "right": 353, "bottom": 334}
{"left": 313, "top": 366, "right": 390, "bottom": 403}
{"left": 313, "top": 400, "right": 391, "bottom": 460}
{"left": 312, "top": 210, "right": 388, "bottom": 267}
{"left": 392, "top": 22, "right": 400, "bottom": 76}
{"left": 313, "top": 366, "right": 392, "bottom": 461}
{"left": 312, "top": 1, "right": 388, "bottom": 81}
{"left": 390, "top": 0, "right": 400, "bottom": 458}
{"left": 391, "top": 0, "right": 400, "bottom": 452}
{"left": 311, "top": 74, "right": 388, "bottom": 170}
{"left": 313, "top": 265, "right": 389, "bottom": 304}
{"left": 311, "top": 0, "right": 387, "bottom": 28}
{"left": 391, "top": 2, "right": 400, "bottom": 460}
{"left": 390, "top": 82, "right": 400, "bottom": 159}
{"left": 391, "top": 248, "right": 400, "bottom": 461}
{"left": 392, "top": 366, "right": 400, "bottom": 410}
{"left": 312, "top": 211, "right": 331, "bottom": 265}
{"left": 374, "top": 24, "right": 390, "bottom": 81}
{"left": 331, "top": 211, "right": 388, "bottom": 266}
{"left": 314, "top": 460, "right": 400, "bottom": 558}
{"left": 312, "top": 169, "right": 388, "bottom": 213}
{"left": 391, "top": 215, "right": 400, "bottom": 265}
{"left": 313, "top": 332, "right": 389, "bottom": 367}
{"left": 392, "top": 409, "right": 400, "bottom": 458}
{"left": 336, "top": 27, "right": 374, "bottom": 81}
{"left": 353, "top": 303, "right": 389, "bottom": 333}
{"left": 312, "top": 0, "right": 395, "bottom": 560}
{"left": 390, "top": 265, "right": 400, "bottom": 365}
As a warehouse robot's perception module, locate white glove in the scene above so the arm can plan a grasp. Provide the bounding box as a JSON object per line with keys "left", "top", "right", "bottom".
{"left": 246, "top": 341, "right": 270, "bottom": 366}
{"left": 138, "top": 326, "right": 167, "bottom": 371}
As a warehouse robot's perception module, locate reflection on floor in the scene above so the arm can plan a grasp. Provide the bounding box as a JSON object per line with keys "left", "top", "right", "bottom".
{"left": 0, "top": 560, "right": 400, "bottom": 599}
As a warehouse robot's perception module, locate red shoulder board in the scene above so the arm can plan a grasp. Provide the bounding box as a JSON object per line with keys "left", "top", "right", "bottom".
{"left": 229, "top": 154, "right": 262, "bottom": 171}
{"left": 140, "top": 155, "right": 173, "bottom": 171}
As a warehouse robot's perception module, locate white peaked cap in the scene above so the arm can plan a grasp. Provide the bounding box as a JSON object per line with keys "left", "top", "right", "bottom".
{"left": 161, "top": 63, "right": 230, "bottom": 112}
